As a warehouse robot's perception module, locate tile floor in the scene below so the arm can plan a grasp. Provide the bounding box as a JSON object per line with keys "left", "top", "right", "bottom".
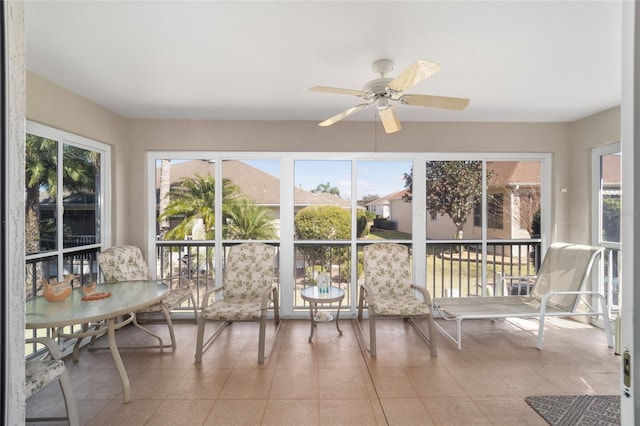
{"left": 26, "top": 315, "right": 619, "bottom": 425}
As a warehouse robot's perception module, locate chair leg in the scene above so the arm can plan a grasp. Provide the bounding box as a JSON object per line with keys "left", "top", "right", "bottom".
{"left": 258, "top": 312, "right": 267, "bottom": 364}
{"left": 160, "top": 304, "right": 178, "bottom": 350}
{"left": 537, "top": 314, "right": 546, "bottom": 349}
{"left": 195, "top": 317, "right": 206, "bottom": 363}
{"left": 357, "top": 287, "right": 365, "bottom": 321}
{"left": 58, "top": 370, "right": 80, "bottom": 426}
{"left": 189, "top": 292, "right": 199, "bottom": 322}
{"left": 368, "top": 307, "right": 377, "bottom": 357}
{"left": 194, "top": 318, "right": 232, "bottom": 362}
{"left": 131, "top": 314, "right": 168, "bottom": 351}
{"left": 427, "top": 314, "right": 438, "bottom": 357}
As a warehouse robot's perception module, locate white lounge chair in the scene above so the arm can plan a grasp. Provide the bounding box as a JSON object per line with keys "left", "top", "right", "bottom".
{"left": 433, "top": 242, "right": 614, "bottom": 350}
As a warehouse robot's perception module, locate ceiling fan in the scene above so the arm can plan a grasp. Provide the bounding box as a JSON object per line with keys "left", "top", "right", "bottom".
{"left": 310, "top": 59, "right": 470, "bottom": 134}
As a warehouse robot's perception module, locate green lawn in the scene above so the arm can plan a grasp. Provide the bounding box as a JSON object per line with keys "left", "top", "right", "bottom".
{"left": 365, "top": 229, "right": 413, "bottom": 240}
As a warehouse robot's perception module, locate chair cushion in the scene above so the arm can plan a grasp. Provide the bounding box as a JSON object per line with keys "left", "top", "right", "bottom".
{"left": 363, "top": 243, "right": 414, "bottom": 298}
{"left": 25, "top": 359, "right": 65, "bottom": 398}
{"left": 200, "top": 298, "right": 263, "bottom": 321}
{"left": 224, "top": 243, "right": 275, "bottom": 300}
{"left": 98, "top": 245, "right": 152, "bottom": 282}
{"left": 136, "top": 287, "right": 193, "bottom": 313}
{"left": 373, "top": 293, "right": 431, "bottom": 316}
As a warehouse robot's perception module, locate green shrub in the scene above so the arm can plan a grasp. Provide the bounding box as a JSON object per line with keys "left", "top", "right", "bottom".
{"left": 294, "top": 205, "right": 351, "bottom": 240}
{"left": 357, "top": 211, "right": 370, "bottom": 237}
{"left": 372, "top": 218, "right": 396, "bottom": 230}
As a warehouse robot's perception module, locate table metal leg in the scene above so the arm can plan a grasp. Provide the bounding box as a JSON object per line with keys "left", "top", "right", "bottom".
{"left": 108, "top": 318, "right": 130, "bottom": 403}
{"left": 335, "top": 298, "right": 343, "bottom": 335}
{"left": 307, "top": 302, "right": 316, "bottom": 342}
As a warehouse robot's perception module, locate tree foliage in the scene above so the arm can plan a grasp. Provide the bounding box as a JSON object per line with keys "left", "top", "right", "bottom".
{"left": 159, "top": 174, "right": 278, "bottom": 240}
{"left": 359, "top": 194, "right": 380, "bottom": 205}
{"left": 294, "top": 205, "right": 351, "bottom": 268}
{"left": 311, "top": 182, "right": 341, "bottom": 197}
{"left": 603, "top": 198, "right": 620, "bottom": 242}
{"left": 159, "top": 175, "right": 241, "bottom": 240}
{"left": 225, "top": 198, "right": 278, "bottom": 240}
{"left": 356, "top": 210, "right": 370, "bottom": 238}
{"left": 404, "top": 161, "right": 485, "bottom": 239}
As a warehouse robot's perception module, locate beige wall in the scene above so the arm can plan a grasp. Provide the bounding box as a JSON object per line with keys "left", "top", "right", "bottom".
{"left": 26, "top": 72, "right": 130, "bottom": 246}
{"left": 26, "top": 74, "right": 620, "bottom": 251}
{"left": 568, "top": 107, "right": 621, "bottom": 244}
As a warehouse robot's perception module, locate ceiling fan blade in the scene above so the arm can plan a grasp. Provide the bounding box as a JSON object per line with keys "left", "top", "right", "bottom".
{"left": 319, "top": 103, "right": 370, "bottom": 127}
{"left": 400, "top": 94, "right": 470, "bottom": 111}
{"left": 309, "top": 86, "right": 364, "bottom": 97}
{"left": 388, "top": 60, "right": 442, "bottom": 92}
{"left": 378, "top": 106, "right": 401, "bottom": 134}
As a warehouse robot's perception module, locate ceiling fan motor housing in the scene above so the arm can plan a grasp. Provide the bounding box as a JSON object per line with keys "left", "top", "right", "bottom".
{"left": 362, "top": 78, "right": 394, "bottom": 100}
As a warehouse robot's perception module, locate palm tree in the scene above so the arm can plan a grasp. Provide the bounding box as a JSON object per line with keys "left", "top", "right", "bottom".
{"left": 25, "top": 135, "right": 57, "bottom": 254}
{"left": 225, "top": 198, "right": 277, "bottom": 240}
{"left": 159, "top": 175, "right": 241, "bottom": 240}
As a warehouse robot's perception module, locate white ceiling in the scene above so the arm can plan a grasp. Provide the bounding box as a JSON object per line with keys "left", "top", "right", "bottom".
{"left": 25, "top": 1, "right": 622, "bottom": 125}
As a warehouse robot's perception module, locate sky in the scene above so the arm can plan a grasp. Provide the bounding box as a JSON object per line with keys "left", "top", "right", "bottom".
{"left": 245, "top": 159, "right": 412, "bottom": 201}
{"left": 159, "top": 158, "right": 412, "bottom": 201}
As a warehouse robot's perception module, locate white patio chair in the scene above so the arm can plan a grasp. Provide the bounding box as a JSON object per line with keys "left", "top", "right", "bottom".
{"left": 195, "top": 242, "right": 281, "bottom": 364}
{"left": 433, "top": 242, "right": 614, "bottom": 350}
{"left": 357, "top": 243, "right": 437, "bottom": 357}
{"left": 26, "top": 337, "right": 79, "bottom": 426}
{"left": 96, "top": 244, "right": 197, "bottom": 350}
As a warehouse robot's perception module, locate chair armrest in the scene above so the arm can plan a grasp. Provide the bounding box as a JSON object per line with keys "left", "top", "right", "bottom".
{"left": 163, "top": 275, "right": 191, "bottom": 290}
{"left": 260, "top": 283, "right": 278, "bottom": 309}
{"left": 200, "top": 286, "right": 224, "bottom": 309}
{"left": 411, "top": 284, "right": 433, "bottom": 305}
{"left": 26, "top": 337, "right": 64, "bottom": 361}
{"left": 539, "top": 290, "right": 606, "bottom": 312}
{"left": 359, "top": 283, "right": 375, "bottom": 305}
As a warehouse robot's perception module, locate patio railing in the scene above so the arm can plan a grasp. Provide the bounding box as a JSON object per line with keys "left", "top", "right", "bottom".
{"left": 25, "top": 239, "right": 619, "bottom": 357}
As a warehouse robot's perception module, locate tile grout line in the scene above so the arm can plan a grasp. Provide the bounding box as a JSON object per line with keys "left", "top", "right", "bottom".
{"left": 350, "top": 319, "right": 390, "bottom": 426}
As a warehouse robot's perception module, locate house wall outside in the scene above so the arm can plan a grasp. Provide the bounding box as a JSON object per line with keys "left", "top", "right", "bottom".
{"left": 25, "top": 74, "right": 620, "bottom": 257}
{"left": 390, "top": 198, "right": 412, "bottom": 234}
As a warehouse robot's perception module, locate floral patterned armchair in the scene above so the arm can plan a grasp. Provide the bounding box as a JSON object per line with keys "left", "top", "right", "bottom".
{"left": 26, "top": 337, "right": 79, "bottom": 425}
{"left": 97, "top": 245, "right": 197, "bottom": 350}
{"left": 195, "top": 243, "right": 281, "bottom": 364}
{"left": 357, "top": 243, "right": 437, "bottom": 357}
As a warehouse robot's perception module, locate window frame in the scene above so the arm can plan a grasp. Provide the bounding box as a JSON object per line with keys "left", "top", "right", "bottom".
{"left": 148, "top": 151, "right": 551, "bottom": 317}
{"left": 25, "top": 121, "right": 112, "bottom": 281}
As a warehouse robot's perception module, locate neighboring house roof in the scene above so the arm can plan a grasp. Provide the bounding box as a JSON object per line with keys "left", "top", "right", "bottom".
{"left": 311, "top": 192, "right": 352, "bottom": 208}
{"left": 366, "top": 189, "right": 409, "bottom": 206}
{"left": 487, "top": 161, "right": 541, "bottom": 186}
{"left": 156, "top": 159, "right": 349, "bottom": 208}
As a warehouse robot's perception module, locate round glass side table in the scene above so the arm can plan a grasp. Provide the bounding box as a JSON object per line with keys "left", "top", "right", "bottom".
{"left": 300, "top": 286, "right": 345, "bottom": 342}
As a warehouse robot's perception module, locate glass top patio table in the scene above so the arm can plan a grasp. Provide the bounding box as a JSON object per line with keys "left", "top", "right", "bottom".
{"left": 26, "top": 280, "right": 169, "bottom": 403}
